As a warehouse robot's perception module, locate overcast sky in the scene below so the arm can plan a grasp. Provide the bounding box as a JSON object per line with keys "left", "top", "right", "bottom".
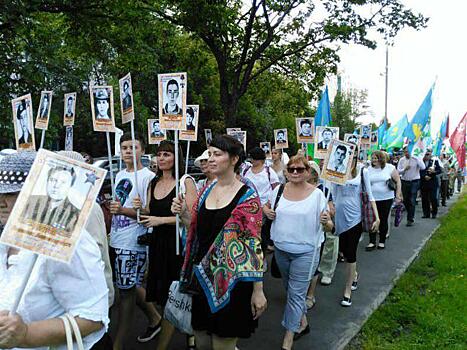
{"left": 336, "top": 0, "right": 466, "bottom": 135}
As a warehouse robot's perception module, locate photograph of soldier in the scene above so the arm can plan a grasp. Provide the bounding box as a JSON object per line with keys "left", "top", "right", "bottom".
{"left": 360, "top": 124, "right": 372, "bottom": 144}
{"left": 327, "top": 144, "right": 349, "bottom": 173}
{"left": 296, "top": 118, "right": 314, "bottom": 143}
{"left": 344, "top": 133, "right": 360, "bottom": 145}
{"left": 158, "top": 72, "right": 187, "bottom": 130}
{"left": 147, "top": 119, "right": 166, "bottom": 145}
{"left": 314, "top": 126, "right": 339, "bottom": 159}
{"left": 119, "top": 73, "right": 134, "bottom": 124}
{"left": 21, "top": 164, "right": 80, "bottom": 237}
{"left": 90, "top": 86, "right": 115, "bottom": 132}
{"left": 63, "top": 93, "right": 76, "bottom": 126}
{"left": 321, "top": 140, "right": 356, "bottom": 184}
{"left": 12, "top": 95, "right": 35, "bottom": 151}
{"left": 274, "top": 128, "right": 288, "bottom": 149}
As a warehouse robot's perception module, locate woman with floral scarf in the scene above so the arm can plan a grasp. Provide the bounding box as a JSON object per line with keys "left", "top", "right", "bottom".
{"left": 172, "top": 134, "right": 267, "bottom": 350}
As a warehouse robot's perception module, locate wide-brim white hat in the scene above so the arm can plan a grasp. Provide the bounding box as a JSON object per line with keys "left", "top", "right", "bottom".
{"left": 194, "top": 150, "right": 210, "bottom": 168}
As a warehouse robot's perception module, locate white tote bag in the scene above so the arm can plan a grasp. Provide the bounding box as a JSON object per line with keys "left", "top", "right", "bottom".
{"left": 164, "top": 281, "right": 193, "bottom": 334}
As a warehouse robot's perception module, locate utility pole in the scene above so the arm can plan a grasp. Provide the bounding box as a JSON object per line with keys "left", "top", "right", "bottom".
{"left": 384, "top": 46, "right": 389, "bottom": 125}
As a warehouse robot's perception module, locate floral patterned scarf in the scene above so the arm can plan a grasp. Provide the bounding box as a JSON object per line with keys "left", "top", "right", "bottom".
{"left": 180, "top": 179, "right": 264, "bottom": 313}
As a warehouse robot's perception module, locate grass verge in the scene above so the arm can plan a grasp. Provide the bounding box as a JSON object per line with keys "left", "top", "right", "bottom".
{"left": 346, "top": 192, "right": 467, "bottom": 350}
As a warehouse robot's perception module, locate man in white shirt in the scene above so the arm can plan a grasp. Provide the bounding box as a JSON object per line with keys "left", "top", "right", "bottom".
{"left": 397, "top": 145, "right": 426, "bottom": 226}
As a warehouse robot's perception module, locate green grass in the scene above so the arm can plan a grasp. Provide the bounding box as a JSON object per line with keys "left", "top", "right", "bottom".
{"left": 347, "top": 193, "right": 467, "bottom": 350}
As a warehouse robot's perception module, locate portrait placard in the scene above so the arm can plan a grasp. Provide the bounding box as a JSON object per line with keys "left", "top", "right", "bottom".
{"left": 65, "top": 126, "right": 73, "bottom": 151}
{"left": 357, "top": 143, "right": 371, "bottom": 162}
{"left": 226, "top": 128, "right": 241, "bottom": 134}
{"left": 204, "top": 129, "right": 213, "bottom": 148}
{"left": 230, "top": 130, "right": 247, "bottom": 151}
{"left": 148, "top": 119, "right": 167, "bottom": 145}
{"left": 321, "top": 139, "right": 356, "bottom": 185}
{"left": 35, "top": 91, "right": 53, "bottom": 130}
{"left": 179, "top": 105, "right": 199, "bottom": 142}
{"left": 370, "top": 131, "right": 378, "bottom": 144}
{"left": 296, "top": 117, "right": 314, "bottom": 144}
{"left": 0, "top": 149, "right": 106, "bottom": 263}
{"left": 344, "top": 133, "right": 360, "bottom": 145}
{"left": 259, "top": 142, "right": 271, "bottom": 158}
{"left": 158, "top": 72, "right": 187, "bottom": 130}
{"left": 63, "top": 92, "right": 76, "bottom": 126}
{"left": 360, "top": 124, "right": 372, "bottom": 144}
{"left": 90, "top": 86, "right": 116, "bottom": 132}
{"left": 274, "top": 128, "right": 289, "bottom": 149}
{"left": 12, "top": 94, "right": 36, "bottom": 151}
{"left": 314, "top": 126, "right": 339, "bottom": 159}
{"left": 119, "top": 73, "right": 135, "bottom": 124}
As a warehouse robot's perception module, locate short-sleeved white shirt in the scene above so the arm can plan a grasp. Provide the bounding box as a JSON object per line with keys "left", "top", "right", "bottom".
{"left": 367, "top": 164, "right": 396, "bottom": 201}
{"left": 110, "top": 167, "right": 155, "bottom": 251}
{"left": 244, "top": 166, "right": 279, "bottom": 206}
{"left": 0, "top": 229, "right": 109, "bottom": 350}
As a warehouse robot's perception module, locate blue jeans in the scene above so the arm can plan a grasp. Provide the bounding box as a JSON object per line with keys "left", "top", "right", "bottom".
{"left": 274, "top": 247, "right": 320, "bottom": 332}
{"left": 402, "top": 180, "right": 419, "bottom": 222}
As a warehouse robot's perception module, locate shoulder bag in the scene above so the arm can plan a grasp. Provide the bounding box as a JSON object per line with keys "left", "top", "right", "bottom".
{"left": 268, "top": 184, "right": 285, "bottom": 278}
{"left": 360, "top": 168, "right": 377, "bottom": 233}
{"left": 50, "top": 314, "right": 84, "bottom": 350}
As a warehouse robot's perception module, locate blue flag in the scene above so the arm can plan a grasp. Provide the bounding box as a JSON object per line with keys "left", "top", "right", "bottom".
{"left": 434, "top": 115, "right": 449, "bottom": 156}
{"left": 384, "top": 115, "right": 409, "bottom": 149}
{"left": 377, "top": 119, "right": 387, "bottom": 147}
{"left": 404, "top": 83, "right": 434, "bottom": 152}
{"left": 314, "top": 86, "right": 332, "bottom": 126}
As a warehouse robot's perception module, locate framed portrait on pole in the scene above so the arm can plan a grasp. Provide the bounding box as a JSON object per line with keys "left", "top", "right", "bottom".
{"left": 158, "top": 72, "right": 187, "bottom": 130}
{"left": 12, "top": 94, "right": 36, "bottom": 151}
{"left": 204, "top": 129, "right": 213, "bottom": 147}
{"left": 119, "top": 73, "right": 135, "bottom": 124}
{"left": 0, "top": 149, "right": 106, "bottom": 263}
{"left": 344, "top": 133, "right": 360, "bottom": 145}
{"left": 35, "top": 91, "right": 53, "bottom": 130}
{"left": 148, "top": 119, "right": 167, "bottom": 145}
{"left": 360, "top": 124, "right": 372, "bottom": 144}
{"left": 274, "top": 128, "right": 289, "bottom": 149}
{"left": 296, "top": 117, "right": 314, "bottom": 144}
{"left": 321, "top": 140, "right": 356, "bottom": 185}
{"left": 90, "top": 86, "right": 116, "bottom": 132}
{"left": 179, "top": 105, "right": 199, "bottom": 142}
{"left": 259, "top": 142, "right": 271, "bottom": 158}
{"left": 314, "top": 126, "right": 339, "bottom": 159}
{"left": 63, "top": 93, "right": 76, "bottom": 126}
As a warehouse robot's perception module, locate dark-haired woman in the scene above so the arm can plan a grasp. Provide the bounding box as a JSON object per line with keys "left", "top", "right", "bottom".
{"left": 332, "top": 157, "right": 380, "bottom": 307}
{"left": 172, "top": 135, "right": 267, "bottom": 350}
{"left": 135, "top": 140, "right": 197, "bottom": 349}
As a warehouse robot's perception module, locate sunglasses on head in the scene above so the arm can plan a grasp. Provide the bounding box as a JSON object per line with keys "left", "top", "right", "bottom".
{"left": 287, "top": 167, "right": 307, "bottom": 174}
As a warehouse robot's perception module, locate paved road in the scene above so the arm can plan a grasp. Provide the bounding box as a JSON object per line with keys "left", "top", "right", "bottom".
{"left": 110, "top": 192, "right": 461, "bottom": 350}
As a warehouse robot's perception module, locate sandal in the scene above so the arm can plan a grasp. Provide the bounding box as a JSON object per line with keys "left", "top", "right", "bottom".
{"left": 306, "top": 296, "right": 316, "bottom": 310}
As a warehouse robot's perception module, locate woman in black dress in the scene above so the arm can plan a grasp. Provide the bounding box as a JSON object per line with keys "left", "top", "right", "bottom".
{"left": 172, "top": 135, "right": 267, "bottom": 350}
{"left": 137, "top": 140, "right": 197, "bottom": 350}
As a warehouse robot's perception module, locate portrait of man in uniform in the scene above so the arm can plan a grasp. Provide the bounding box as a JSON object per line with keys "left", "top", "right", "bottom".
{"left": 21, "top": 165, "right": 80, "bottom": 237}
{"left": 151, "top": 120, "right": 164, "bottom": 137}
{"left": 65, "top": 95, "right": 75, "bottom": 119}
{"left": 94, "top": 88, "right": 111, "bottom": 120}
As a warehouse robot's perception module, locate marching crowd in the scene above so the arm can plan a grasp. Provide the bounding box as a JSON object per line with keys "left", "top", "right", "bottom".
{"left": 0, "top": 133, "right": 464, "bottom": 350}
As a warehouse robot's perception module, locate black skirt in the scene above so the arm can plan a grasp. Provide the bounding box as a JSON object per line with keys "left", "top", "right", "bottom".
{"left": 192, "top": 281, "right": 258, "bottom": 338}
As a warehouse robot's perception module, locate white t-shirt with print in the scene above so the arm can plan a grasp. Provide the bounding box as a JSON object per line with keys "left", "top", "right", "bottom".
{"left": 110, "top": 167, "right": 155, "bottom": 252}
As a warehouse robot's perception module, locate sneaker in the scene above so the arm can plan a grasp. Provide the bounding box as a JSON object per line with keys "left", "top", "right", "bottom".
{"left": 351, "top": 273, "right": 358, "bottom": 291}
{"left": 320, "top": 276, "right": 332, "bottom": 285}
{"left": 306, "top": 296, "right": 316, "bottom": 310}
{"left": 377, "top": 243, "right": 385, "bottom": 250}
{"left": 365, "top": 243, "right": 376, "bottom": 251}
{"left": 137, "top": 322, "right": 162, "bottom": 343}
{"left": 340, "top": 296, "right": 352, "bottom": 307}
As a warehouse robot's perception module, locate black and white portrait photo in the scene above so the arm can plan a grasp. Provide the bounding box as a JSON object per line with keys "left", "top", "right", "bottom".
{"left": 151, "top": 120, "right": 164, "bottom": 137}
{"left": 321, "top": 140, "right": 356, "bottom": 185}
{"left": 371, "top": 131, "right": 378, "bottom": 144}
{"left": 260, "top": 142, "right": 271, "bottom": 156}
{"left": 12, "top": 94, "right": 36, "bottom": 151}
{"left": 38, "top": 92, "right": 52, "bottom": 119}
{"left": 360, "top": 124, "right": 371, "bottom": 144}
{"left": 344, "top": 133, "right": 360, "bottom": 145}
{"left": 1, "top": 149, "right": 106, "bottom": 262}
{"left": 65, "top": 126, "right": 73, "bottom": 151}
{"left": 90, "top": 86, "right": 115, "bottom": 132}
{"left": 63, "top": 93, "right": 76, "bottom": 126}
{"left": 230, "top": 131, "right": 247, "bottom": 151}
{"left": 205, "top": 129, "right": 213, "bottom": 147}
{"left": 119, "top": 73, "right": 134, "bottom": 124}
{"left": 158, "top": 72, "right": 187, "bottom": 130}
{"left": 314, "top": 126, "right": 339, "bottom": 159}
{"left": 180, "top": 105, "right": 199, "bottom": 142}
{"left": 147, "top": 119, "right": 166, "bottom": 145}
{"left": 296, "top": 118, "right": 314, "bottom": 144}
{"left": 274, "top": 128, "right": 288, "bottom": 149}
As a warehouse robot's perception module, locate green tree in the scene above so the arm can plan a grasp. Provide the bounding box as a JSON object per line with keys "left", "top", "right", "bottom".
{"left": 331, "top": 88, "right": 368, "bottom": 138}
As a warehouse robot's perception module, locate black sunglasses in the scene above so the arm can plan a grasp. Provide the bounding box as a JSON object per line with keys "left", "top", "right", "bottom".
{"left": 287, "top": 167, "right": 307, "bottom": 174}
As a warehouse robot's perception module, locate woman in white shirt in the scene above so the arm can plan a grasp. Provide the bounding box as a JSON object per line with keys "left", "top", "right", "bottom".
{"left": 0, "top": 151, "right": 108, "bottom": 349}
{"left": 264, "top": 155, "right": 333, "bottom": 350}
{"left": 333, "top": 156, "right": 380, "bottom": 307}
{"left": 271, "top": 148, "right": 286, "bottom": 184}
{"left": 366, "top": 151, "right": 402, "bottom": 250}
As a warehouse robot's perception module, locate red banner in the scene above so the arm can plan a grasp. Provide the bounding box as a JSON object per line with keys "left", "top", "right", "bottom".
{"left": 450, "top": 112, "right": 466, "bottom": 169}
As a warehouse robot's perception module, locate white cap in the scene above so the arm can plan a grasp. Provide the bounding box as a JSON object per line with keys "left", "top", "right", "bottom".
{"left": 194, "top": 149, "right": 210, "bottom": 168}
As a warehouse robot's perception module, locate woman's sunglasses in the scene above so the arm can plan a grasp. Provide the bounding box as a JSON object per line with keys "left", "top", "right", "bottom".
{"left": 287, "top": 167, "right": 307, "bottom": 174}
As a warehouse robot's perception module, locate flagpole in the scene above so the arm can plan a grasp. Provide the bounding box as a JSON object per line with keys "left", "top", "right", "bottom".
{"left": 384, "top": 46, "right": 389, "bottom": 125}
{"left": 39, "top": 130, "right": 46, "bottom": 149}
{"left": 130, "top": 120, "right": 140, "bottom": 222}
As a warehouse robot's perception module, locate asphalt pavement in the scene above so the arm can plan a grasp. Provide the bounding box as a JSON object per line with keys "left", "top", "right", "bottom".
{"left": 109, "top": 192, "right": 461, "bottom": 350}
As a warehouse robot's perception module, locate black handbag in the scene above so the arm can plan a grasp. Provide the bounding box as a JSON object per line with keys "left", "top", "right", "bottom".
{"left": 386, "top": 177, "right": 397, "bottom": 191}
{"left": 267, "top": 184, "right": 285, "bottom": 279}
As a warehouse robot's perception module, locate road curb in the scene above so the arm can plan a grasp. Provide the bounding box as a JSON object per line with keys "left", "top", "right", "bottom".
{"left": 335, "top": 212, "right": 449, "bottom": 349}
